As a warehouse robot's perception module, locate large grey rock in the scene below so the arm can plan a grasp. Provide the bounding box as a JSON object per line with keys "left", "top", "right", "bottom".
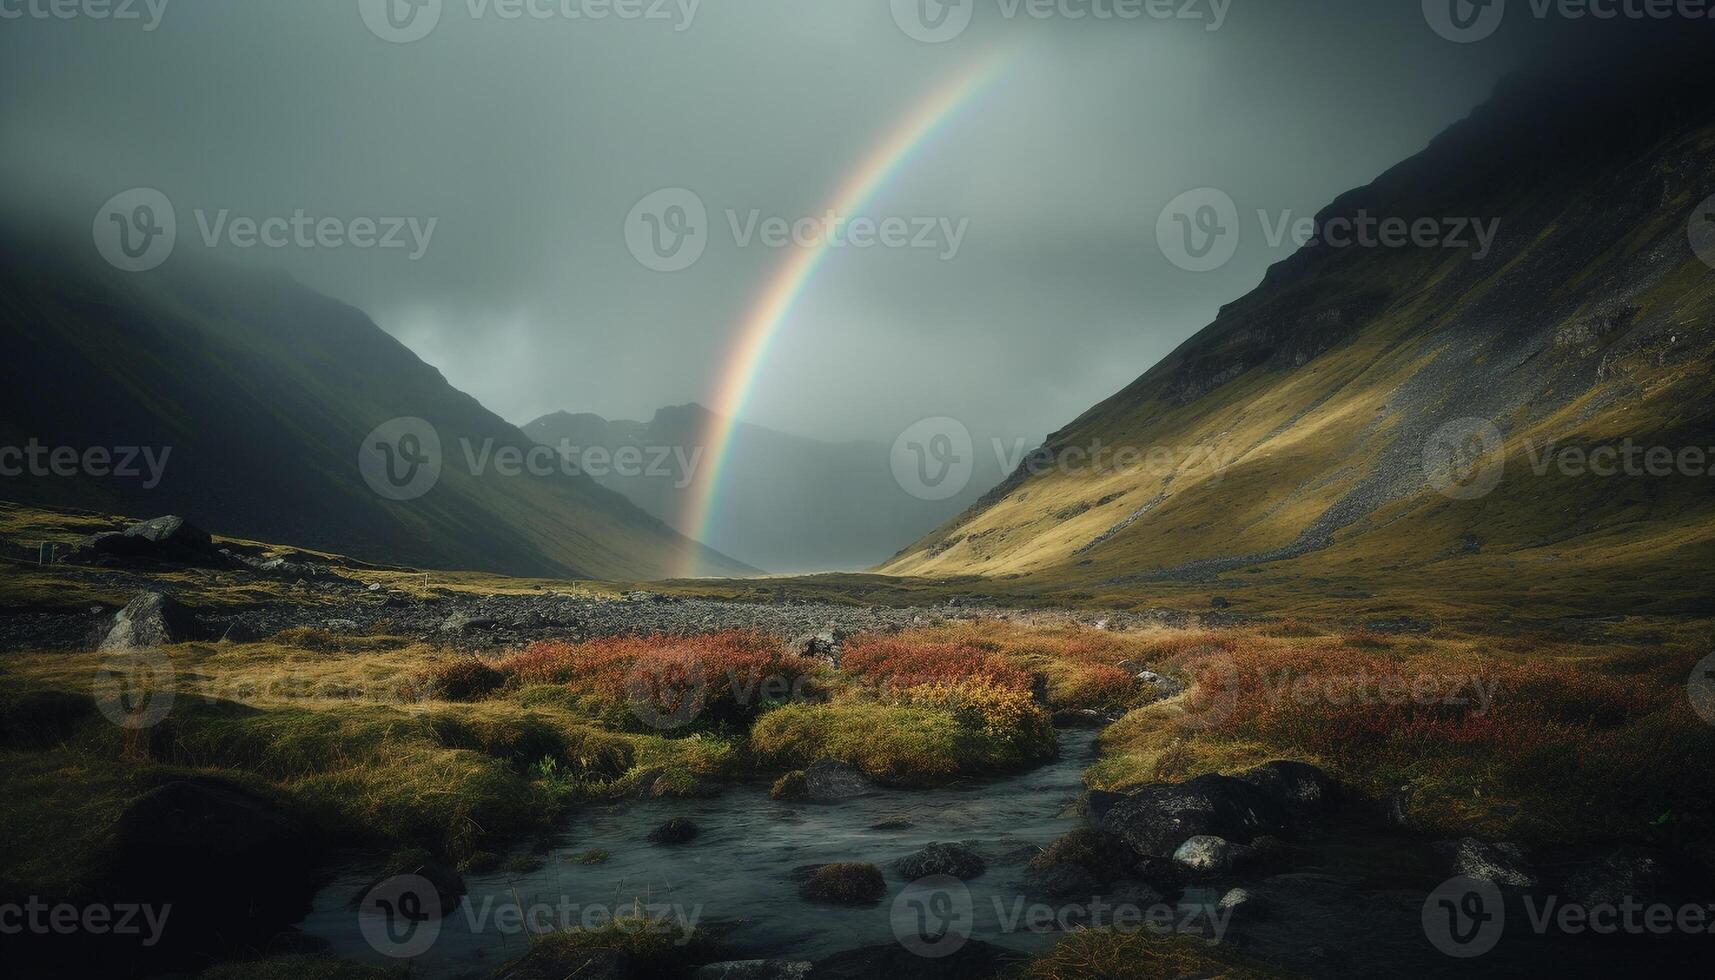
{"left": 80, "top": 516, "right": 214, "bottom": 564}
{"left": 1439, "top": 837, "right": 1537, "bottom": 887}
{"left": 1098, "top": 773, "right": 1288, "bottom": 858}
{"left": 1172, "top": 835, "right": 1250, "bottom": 874}
{"left": 99, "top": 592, "right": 196, "bottom": 652}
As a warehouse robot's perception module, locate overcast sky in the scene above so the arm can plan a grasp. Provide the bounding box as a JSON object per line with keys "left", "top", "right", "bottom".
{"left": 3, "top": 0, "right": 1574, "bottom": 447}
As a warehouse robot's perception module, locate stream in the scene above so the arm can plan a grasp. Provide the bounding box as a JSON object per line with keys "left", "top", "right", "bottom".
{"left": 297, "top": 729, "right": 1710, "bottom": 977}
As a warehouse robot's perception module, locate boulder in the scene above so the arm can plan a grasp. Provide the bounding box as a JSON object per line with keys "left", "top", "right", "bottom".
{"left": 1027, "top": 827, "right": 1135, "bottom": 884}
{"left": 895, "top": 842, "right": 985, "bottom": 881}
{"left": 1564, "top": 847, "right": 1673, "bottom": 908}
{"left": 648, "top": 817, "right": 701, "bottom": 844}
{"left": 1237, "top": 761, "right": 1336, "bottom": 809}
{"left": 811, "top": 941, "right": 1016, "bottom": 980}
{"left": 694, "top": 962, "right": 813, "bottom": 980}
{"left": 1173, "top": 835, "right": 1242, "bottom": 874}
{"left": 80, "top": 516, "right": 214, "bottom": 564}
{"left": 1437, "top": 837, "right": 1536, "bottom": 888}
{"left": 802, "top": 760, "right": 875, "bottom": 800}
{"left": 99, "top": 592, "right": 197, "bottom": 652}
{"left": 1097, "top": 773, "right": 1288, "bottom": 858}
{"left": 1024, "top": 862, "right": 1099, "bottom": 900}
{"left": 112, "top": 777, "right": 314, "bottom": 950}
{"left": 799, "top": 863, "right": 885, "bottom": 905}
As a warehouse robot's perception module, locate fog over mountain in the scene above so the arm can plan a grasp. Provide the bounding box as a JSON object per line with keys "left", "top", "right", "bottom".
{"left": 1, "top": 0, "right": 1576, "bottom": 458}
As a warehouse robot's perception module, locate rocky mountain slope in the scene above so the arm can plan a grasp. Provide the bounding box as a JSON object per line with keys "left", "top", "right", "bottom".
{"left": 525, "top": 404, "right": 989, "bottom": 573}
{"left": 0, "top": 229, "right": 747, "bottom": 580}
{"left": 882, "top": 49, "right": 1715, "bottom": 615}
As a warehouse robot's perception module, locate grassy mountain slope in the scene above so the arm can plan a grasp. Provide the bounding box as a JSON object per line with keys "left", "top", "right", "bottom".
{"left": 881, "top": 52, "right": 1715, "bottom": 616}
{"left": 0, "top": 228, "right": 747, "bottom": 580}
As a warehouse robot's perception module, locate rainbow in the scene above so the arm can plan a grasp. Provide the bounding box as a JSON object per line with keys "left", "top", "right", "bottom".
{"left": 677, "top": 49, "right": 1015, "bottom": 576}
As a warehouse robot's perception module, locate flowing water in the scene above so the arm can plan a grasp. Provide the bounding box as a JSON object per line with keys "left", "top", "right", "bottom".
{"left": 300, "top": 731, "right": 1102, "bottom": 977}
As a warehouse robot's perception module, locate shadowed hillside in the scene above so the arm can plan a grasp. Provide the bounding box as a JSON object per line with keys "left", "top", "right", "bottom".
{"left": 882, "top": 48, "right": 1715, "bottom": 616}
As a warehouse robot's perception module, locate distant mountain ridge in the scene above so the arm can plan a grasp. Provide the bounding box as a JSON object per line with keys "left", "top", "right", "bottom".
{"left": 524, "top": 404, "right": 991, "bottom": 574}
{"left": 0, "top": 225, "right": 748, "bottom": 580}
{"left": 882, "top": 47, "right": 1715, "bottom": 614}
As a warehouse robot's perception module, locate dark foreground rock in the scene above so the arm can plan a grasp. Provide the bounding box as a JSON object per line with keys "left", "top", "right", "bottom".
{"left": 111, "top": 777, "right": 315, "bottom": 957}
{"left": 694, "top": 961, "right": 812, "bottom": 980}
{"left": 802, "top": 759, "right": 875, "bottom": 800}
{"left": 76, "top": 516, "right": 215, "bottom": 565}
{"left": 895, "top": 842, "right": 986, "bottom": 880}
{"left": 798, "top": 863, "right": 885, "bottom": 905}
{"left": 1097, "top": 762, "right": 1333, "bottom": 858}
{"left": 648, "top": 817, "right": 701, "bottom": 844}
{"left": 811, "top": 941, "right": 1018, "bottom": 980}
{"left": 1437, "top": 837, "right": 1536, "bottom": 887}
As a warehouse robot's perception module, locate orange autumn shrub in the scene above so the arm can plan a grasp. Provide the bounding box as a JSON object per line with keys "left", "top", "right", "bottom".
{"left": 502, "top": 631, "right": 810, "bottom": 731}
{"left": 840, "top": 636, "right": 1032, "bottom": 694}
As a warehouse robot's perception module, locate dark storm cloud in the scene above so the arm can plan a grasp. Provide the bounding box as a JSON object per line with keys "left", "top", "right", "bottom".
{"left": 1, "top": 0, "right": 1602, "bottom": 447}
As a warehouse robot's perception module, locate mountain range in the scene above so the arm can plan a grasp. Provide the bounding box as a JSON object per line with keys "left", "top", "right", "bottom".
{"left": 0, "top": 227, "right": 748, "bottom": 580}
{"left": 523, "top": 405, "right": 993, "bottom": 573}
{"left": 883, "top": 49, "right": 1715, "bottom": 616}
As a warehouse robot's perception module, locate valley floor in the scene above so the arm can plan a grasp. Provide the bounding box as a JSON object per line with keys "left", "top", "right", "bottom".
{"left": 2, "top": 505, "right": 1713, "bottom": 978}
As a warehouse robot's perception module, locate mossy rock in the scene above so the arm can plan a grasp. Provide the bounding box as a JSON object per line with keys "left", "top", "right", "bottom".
{"left": 799, "top": 863, "right": 885, "bottom": 905}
